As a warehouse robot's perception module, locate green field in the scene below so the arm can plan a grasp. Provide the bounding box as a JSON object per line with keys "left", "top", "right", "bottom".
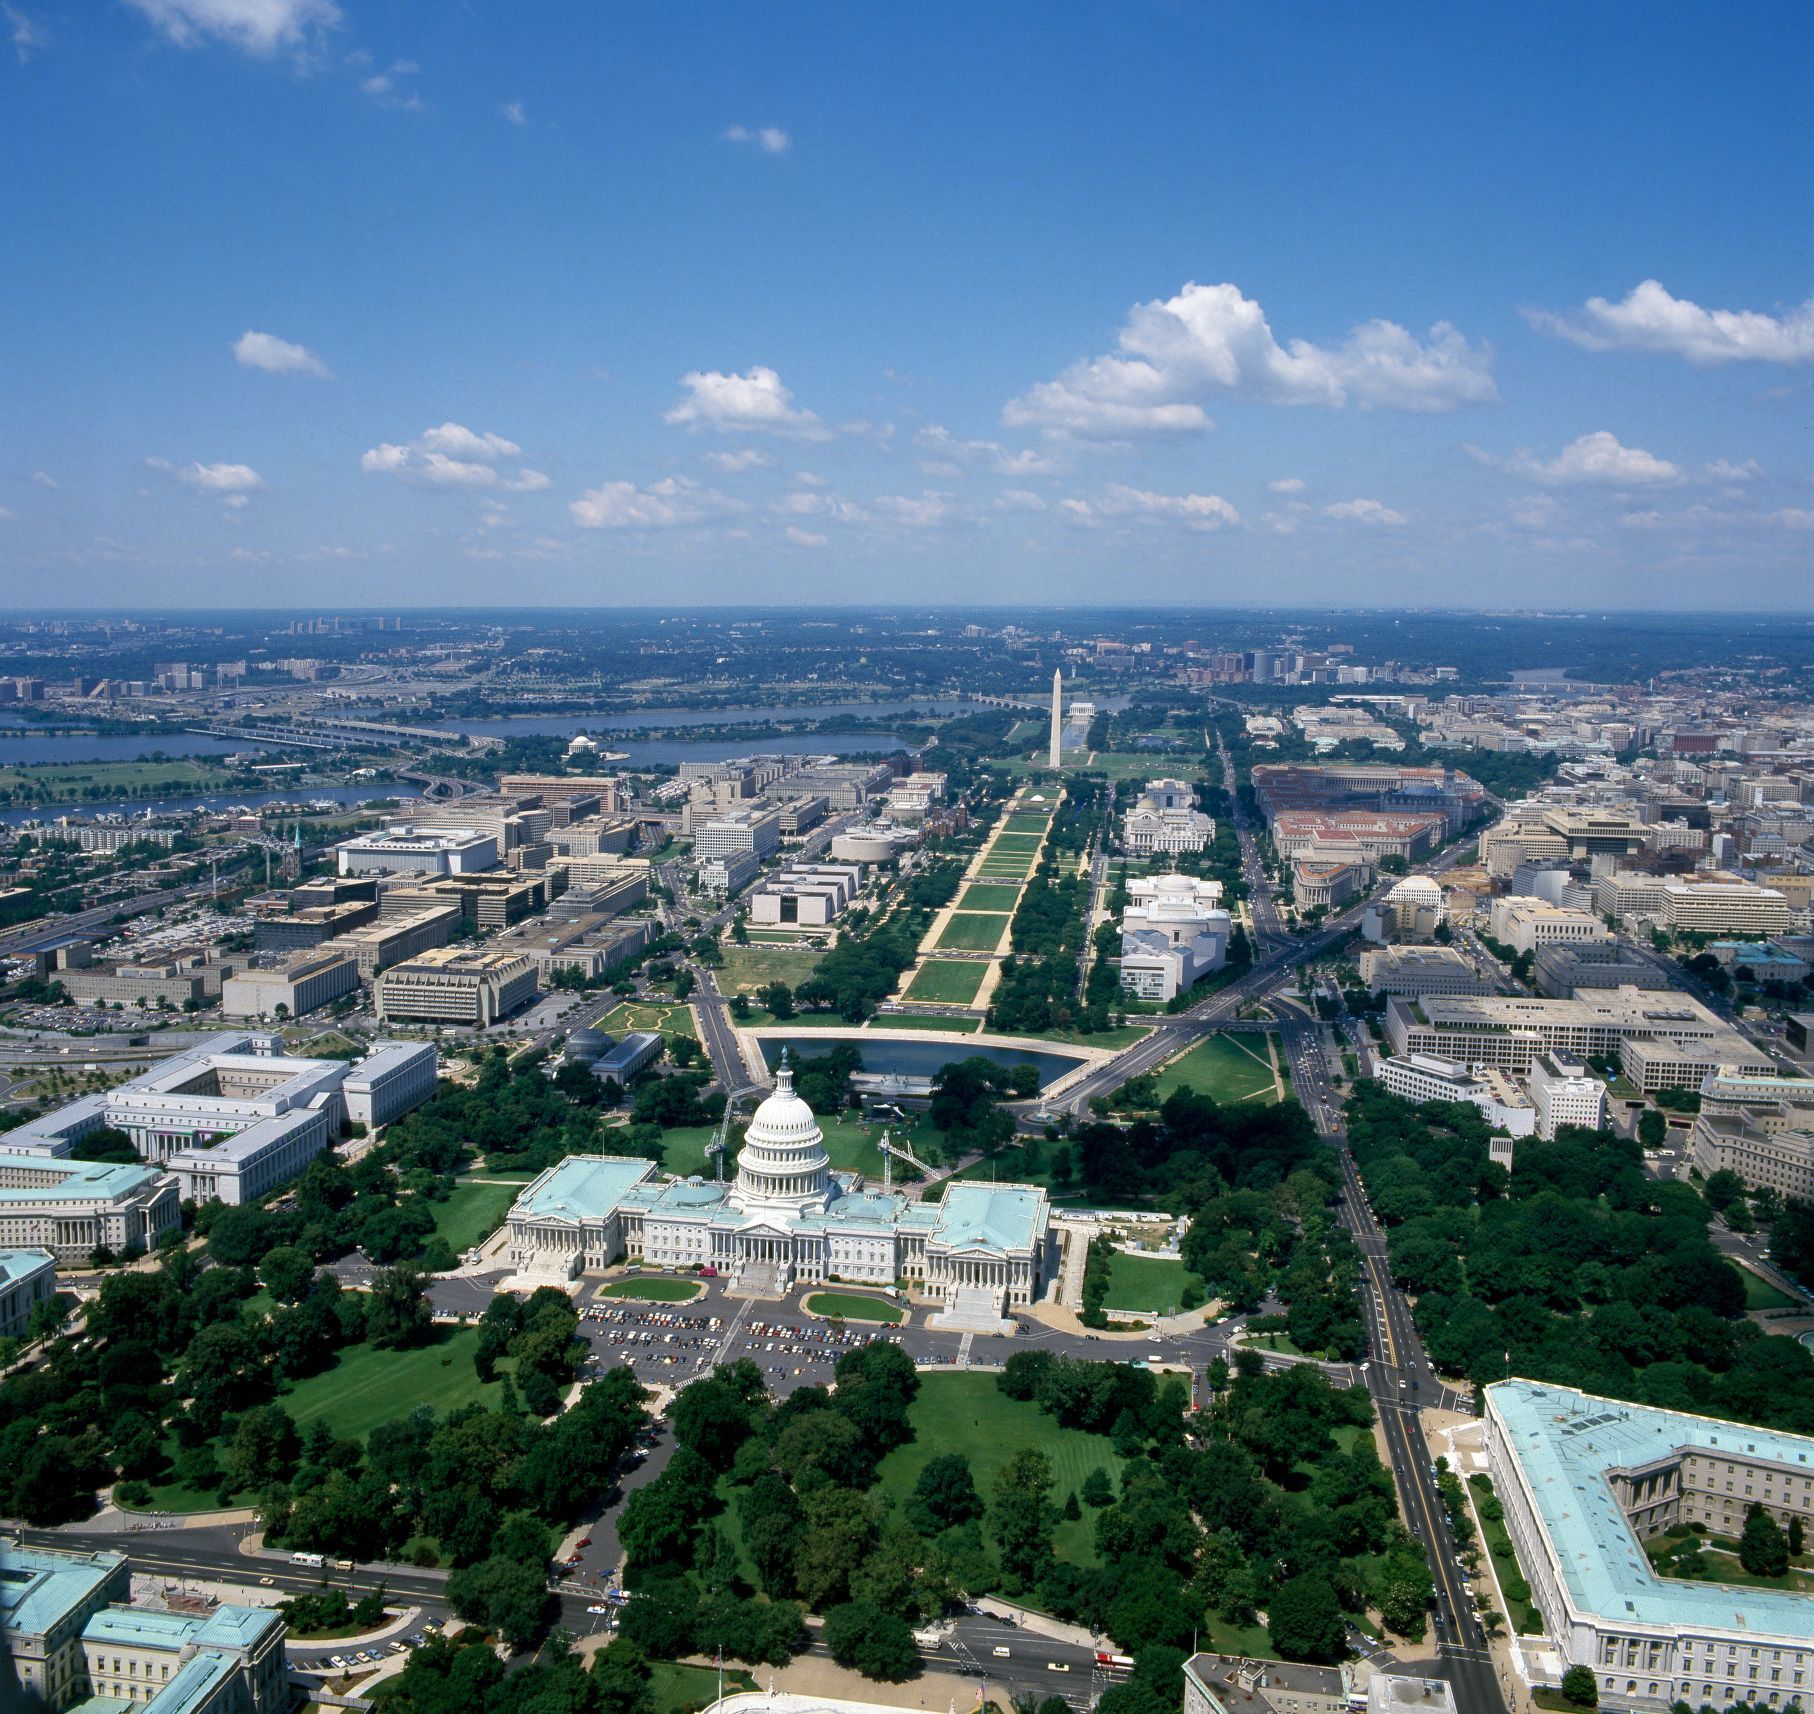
{"left": 648, "top": 1663, "right": 757, "bottom": 1714}
{"left": 955, "top": 883, "right": 1022, "bottom": 912}
{"left": 430, "top": 1179, "right": 520, "bottom": 1255}
{"left": 903, "top": 960, "right": 989, "bottom": 1004}
{"left": 1739, "top": 1267, "right": 1802, "bottom": 1312}
{"left": 718, "top": 945, "right": 826, "bottom": 995}
{"left": 870, "top": 1013, "right": 980, "bottom": 1034}
{"left": 1103, "top": 1251, "right": 1204, "bottom": 1313}
{"left": 283, "top": 1327, "right": 504, "bottom": 1440}
{"left": 977, "top": 859, "right": 1036, "bottom": 879}
{"left": 935, "top": 912, "right": 1010, "bottom": 951}
{"left": 990, "top": 832, "right": 1046, "bottom": 849}
{"left": 594, "top": 1001, "right": 697, "bottom": 1040}
{"left": 600, "top": 1277, "right": 704, "bottom": 1302}
{"left": 0, "top": 757, "right": 238, "bottom": 801}
{"left": 1151, "top": 1034, "right": 1278, "bottom": 1104}
{"left": 876, "top": 1373, "right": 1120, "bottom": 1564}
{"left": 804, "top": 1291, "right": 904, "bottom": 1323}
{"left": 1002, "top": 814, "right": 1053, "bottom": 832}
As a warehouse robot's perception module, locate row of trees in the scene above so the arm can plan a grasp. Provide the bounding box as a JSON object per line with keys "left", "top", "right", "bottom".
{"left": 1349, "top": 1083, "right": 1814, "bottom": 1432}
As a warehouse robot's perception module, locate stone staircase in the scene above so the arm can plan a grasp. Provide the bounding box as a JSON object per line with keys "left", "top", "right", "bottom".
{"left": 929, "top": 1282, "right": 1012, "bottom": 1334}
{"left": 727, "top": 1260, "right": 788, "bottom": 1300}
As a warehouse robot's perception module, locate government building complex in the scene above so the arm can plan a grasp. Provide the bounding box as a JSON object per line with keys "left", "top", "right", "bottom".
{"left": 506, "top": 1056, "right": 1052, "bottom": 1328}
{"left": 1485, "top": 1380, "right": 1814, "bottom": 1712}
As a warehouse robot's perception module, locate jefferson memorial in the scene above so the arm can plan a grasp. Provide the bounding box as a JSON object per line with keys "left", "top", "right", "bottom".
{"left": 504, "top": 1056, "right": 1053, "bottom": 1323}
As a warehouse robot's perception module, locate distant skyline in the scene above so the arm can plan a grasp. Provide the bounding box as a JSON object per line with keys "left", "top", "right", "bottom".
{"left": 1, "top": 1, "right": 1809, "bottom": 609}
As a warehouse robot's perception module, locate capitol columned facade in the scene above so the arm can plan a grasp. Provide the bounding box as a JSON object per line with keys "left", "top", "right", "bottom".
{"left": 505, "top": 1056, "right": 1053, "bottom": 1319}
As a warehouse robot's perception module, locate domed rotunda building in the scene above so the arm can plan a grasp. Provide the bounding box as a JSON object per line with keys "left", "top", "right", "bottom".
{"left": 505, "top": 1054, "right": 1053, "bottom": 1323}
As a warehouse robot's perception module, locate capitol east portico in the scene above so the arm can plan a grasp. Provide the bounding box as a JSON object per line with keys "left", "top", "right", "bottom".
{"left": 505, "top": 1056, "right": 1053, "bottom": 1325}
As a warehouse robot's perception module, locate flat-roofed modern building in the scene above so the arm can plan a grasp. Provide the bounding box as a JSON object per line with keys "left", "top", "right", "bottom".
{"left": 1182, "top": 1652, "right": 1357, "bottom": 1714}
{"left": 1528, "top": 1049, "right": 1608, "bottom": 1138}
{"left": 220, "top": 949, "right": 359, "bottom": 1020}
{"left": 1532, "top": 943, "right": 1671, "bottom": 998}
{"left": 335, "top": 825, "right": 499, "bottom": 876}
{"left": 749, "top": 863, "right": 862, "bottom": 926}
{"left": 1484, "top": 1379, "right": 1814, "bottom": 1712}
{"left": 695, "top": 804, "right": 783, "bottom": 863}
{"left": 1660, "top": 877, "right": 1791, "bottom": 937}
{"left": 1359, "top": 945, "right": 1492, "bottom": 997}
{"left": 1487, "top": 897, "right": 1612, "bottom": 955}
{"left": 0, "top": 1248, "right": 56, "bottom": 1337}
{"left": 320, "top": 903, "right": 460, "bottom": 977}
{"left": 1375, "top": 1053, "right": 1535, "bottom": 1136}
{"left": 1384, "top": 987, "right": 1740, "bottom": 1082}
{"left": 374, "top": 945, "right": 538, "bottom": 1027}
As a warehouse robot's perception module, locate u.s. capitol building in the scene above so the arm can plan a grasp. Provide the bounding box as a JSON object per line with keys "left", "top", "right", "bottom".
{"left": 505, "top": 1055, "right": 1052, "bottom": 1322}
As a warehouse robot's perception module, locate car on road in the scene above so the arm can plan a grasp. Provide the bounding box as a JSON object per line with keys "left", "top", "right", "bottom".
{"left": 992, "top": 1647, "right": 1011, "bottom": 1658}
{"left": 1047, "top": 1662, "right": 1071, "bottom": 1673}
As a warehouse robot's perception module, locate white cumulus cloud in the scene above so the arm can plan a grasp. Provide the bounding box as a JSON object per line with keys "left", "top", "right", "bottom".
{"left": 1268, "top": 477, "right": 1307, "bottom": 494}
{"left": 148, "top": 457, "right": 264, "bottom": 496}
{"left": 1525, "top": 280, "right": 1814, "bottom": 366}
{"left": 1062, "top": 484, "right": 1241, "bottom": 529}
{"left": 29, "top": 471, "right": 57, "bottom": 489}
{"left": 361, "top": 423, "right": 541, "bottom": 490}
{"left": 665, "top": 367, "right": 827, "bottom": 439}
{"left": 870, "top": 492, "right": 956, "bottom": 528}
{"left": 124, "top": 0, "right": 339, "bottom": 55}
{"left": 1004, "top": 281, "right": 1495, "bottom": 438}
{"left": 785, "top": 526, "right": 828, "bottom": 547}
{"left": 1475, "top": 430, "right": 1683, "bottom": 487}
{"left": 1322, "top": 498, "right": 1406, "bottom": 525}
{"left": 501, "top": 100, "right": 527, "bottom": 127}
{"left": 705, "top": 448, "right": 773, "bottom": 473}
{"left": 233, "top": 329, "right": 331, "bottom": 378}
{"left": 570, "top": 475, "right": 737, "bottom": 530}
{"left": 915, "top": 425, "right": 1057, "bottom": 477}
{"left": 723, "top": 125, "right": 790, "bottom": 153}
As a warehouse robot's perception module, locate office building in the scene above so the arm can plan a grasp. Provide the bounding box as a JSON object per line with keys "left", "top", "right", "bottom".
{"left": 1, "top": 1032, "right": 434, "bottom": 1204}
{"left": 1532, "top": 943, "right": 1671, "bottom": 998}
{"left": 220, "top": 949, "right": 359, "bottom": 1020}
{"left": 1384, "top": 875, "right": 1446, "bottom": 942}
{"left": 374, "top": 945, "right": 538, "bottom": 1027}
{"left": 507, "top": 1059, "right": 1052, "bottom": 1323}
{"left": 777, "top": 794, "right": 829, "bottom": 836}
{"left": 497, "top": 773, "right": 627, "bottom": 811}
{"left": 699, "top": 848, "right": 762, "bottom": 895}
{"left": 78, "top": 1602, "right": 287, "bottom": 1713}
{"left": 0, "top": 1540, "right": 131, "bottom": 1709}
{"left": 546, "top": 815, "right": 637, "bottom": 858}
{"left": 1358, "top": 945, "right": 1492, "bottom": 997}
{"left": 0, "top": 1155, "right": 180, "bottom": 1260}
{"left": 1273, "top": 811, "right": 1447, "bottom": 865}
{"left": 1122, "top": 778, "right": 1214, "bottom": 855}
{"left": 1382, "top": 988, "right": 1755, "bottom": 1085}
{"left": 1182, "top": 1653, "right": 1357, "bottom": 1714}
{"left": 1707, "top": 940, "right": 1810, "bottom": 983}
{"left": 1690, "top": 1110, "right": 1814, "bottom": 1202}
{"left": 1118, "top": 873, "right": 1231, "bottom": 1002}
{"left": 695, "top": 804, "right": 783, "bottom": 864}
{"left": 334, "top": 825, "right": 499, "bottom": 877}
{"left": 251, "top": 898, "right": 380, "bottom": 952}
{"left": 0, "top": 1248, "right": 56, "bottom": 1337}
{"left": 59, "top": 962, "right": 208, "bottom": 1008}
{"left": 76, "top": 824, "right": 178, "bottom": 853}
{"left": 1251, "top": 761, "right": 1488, "bottom": 837}
{"left": 1487, "top": 897, "right": 1612, "bottom": 955}
{"left": 1292, "top": 853, "right": 1371, "bottom": 911}
{"left": 1375, "top": 1054, "right": 1536, "bottom": 1136}
{"left": 749, "top": 863, "right": 862, "bottom": 926}
{"left": 1484, "top": 1379, "right": 1814, "bottom": 1713}
{"left": 1528, "top": 1050, "right": 1608, "bottom": 1138}
{"left": 1592, "top": 870, "right": 1669, "bottom": 922}
{"left": 1698, "top": 1067, "right": 1814, "bottom": 1130}
{"left": 320, "top": 904, "right": 460, "bottom": 978}
{"left": 1659, "top": 877, "right": 1792, "bottom": 937}
{"left": 380, "top": 871, "right": 552, "bottom": 930}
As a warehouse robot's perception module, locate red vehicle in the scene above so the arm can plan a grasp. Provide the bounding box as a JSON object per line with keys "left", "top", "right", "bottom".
{"left": 1095, "top": 1654, "right": 1135, "bottom": 1673}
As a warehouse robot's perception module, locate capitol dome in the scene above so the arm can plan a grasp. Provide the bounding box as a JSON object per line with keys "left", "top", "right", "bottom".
{"left": 733, "top": 1054, "right": 834, "bottom": 1216}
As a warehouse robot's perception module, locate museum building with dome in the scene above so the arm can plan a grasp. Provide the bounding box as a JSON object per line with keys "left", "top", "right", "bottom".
{"left": 504, "top": 1056, "right": 1054, "bottom": 1320}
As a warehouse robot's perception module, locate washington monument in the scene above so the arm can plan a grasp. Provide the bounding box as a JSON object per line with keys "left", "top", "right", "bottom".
{"left": 1048, "top": 668, "right": 1062, "bottom": 770}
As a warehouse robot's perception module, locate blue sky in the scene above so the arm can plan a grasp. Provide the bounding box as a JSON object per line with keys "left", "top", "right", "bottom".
{"left": 2, "top": 0, "right": 1809, "bottom": 609}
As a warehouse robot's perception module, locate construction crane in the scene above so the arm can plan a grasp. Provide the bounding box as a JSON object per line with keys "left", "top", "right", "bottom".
{"left": 877, "top": 1128, "right": 937, "bottom": 1194}
{"left": 704, "top": 1089, "right": 756, "bottom": 1184}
